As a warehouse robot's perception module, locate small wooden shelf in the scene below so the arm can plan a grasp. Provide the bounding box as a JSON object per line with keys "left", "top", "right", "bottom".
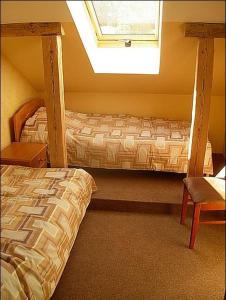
{"left": 1, "top": 142, "right": 47, "bottom": 168}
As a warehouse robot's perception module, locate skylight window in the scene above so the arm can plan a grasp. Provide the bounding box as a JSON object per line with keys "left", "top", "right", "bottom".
{"left": 67, "top": 1, "right": 162, "bottom": 74}
{"left": 85, "top": 1, "right": 161, "bottom": 47}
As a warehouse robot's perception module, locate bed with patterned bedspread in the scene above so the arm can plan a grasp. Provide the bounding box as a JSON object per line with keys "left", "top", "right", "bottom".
{"left": 1, "top": 165, "right": 96, "bottom": 299}
{"left": 20, "top": 107, "right": 213, "bottom": 174}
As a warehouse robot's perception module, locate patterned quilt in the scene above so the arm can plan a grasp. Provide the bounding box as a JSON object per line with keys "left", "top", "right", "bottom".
{"left": 1, "top": 165, "right": 96, "bottom": 300}
{"left": 20, "top": 107, "right": 213, "bottom": 174}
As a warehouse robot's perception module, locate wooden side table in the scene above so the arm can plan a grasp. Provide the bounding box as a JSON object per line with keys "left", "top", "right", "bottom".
{"left": 1, "top": 142, "right": 47, "bottom": 168}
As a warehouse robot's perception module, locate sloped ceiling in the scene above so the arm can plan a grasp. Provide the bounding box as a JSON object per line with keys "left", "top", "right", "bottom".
{"left": 1, "top": 1, "right": 225, "bottom": 23}
{"left": 1, "top": 1, "right": 225, "bottom": 95}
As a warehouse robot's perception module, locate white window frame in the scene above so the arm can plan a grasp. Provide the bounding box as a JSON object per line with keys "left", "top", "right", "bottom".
{"left": 66, "top": 0, "right": 163, "bottom": 74}
{"left": 84, "top": 1, "right": 161, "bottom": 48}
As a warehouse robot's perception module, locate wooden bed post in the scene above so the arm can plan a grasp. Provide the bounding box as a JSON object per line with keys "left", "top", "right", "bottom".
{"left": 1, "top": 22, "right": 67, "bottom": 168}
{"left": 42, "top": 35, "right": 67, "bottom": 167}
{"left": 185, "top": 23, "right": 225, "bottom": 177}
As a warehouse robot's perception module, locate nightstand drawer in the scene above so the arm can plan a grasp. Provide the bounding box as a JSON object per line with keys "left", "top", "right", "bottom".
{"left": 0, "top": 159, "right": 30, "bottom": 167}
{"left": 1, "top": 143, "right": 47, "bottom": 168}
{"left": 31, "top": 149, "right": 47, "bottom": 167}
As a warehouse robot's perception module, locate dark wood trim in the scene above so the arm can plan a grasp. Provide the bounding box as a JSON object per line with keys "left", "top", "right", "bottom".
{"left": 1, "top": 22, "right": 64, "bottom": 37}
{"left": 185, "top": 22, "right": 225, "bottom": 38}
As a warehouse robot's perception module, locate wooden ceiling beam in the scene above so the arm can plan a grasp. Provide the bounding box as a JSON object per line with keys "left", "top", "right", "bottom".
{"left": 1, "top": 22, "right": 64, "bottom": 37}
{"left": 185, "top": 22, "right": 225, "bottom": 38}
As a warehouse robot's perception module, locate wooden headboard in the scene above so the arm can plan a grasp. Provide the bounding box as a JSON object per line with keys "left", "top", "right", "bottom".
{"left": 13, "top": 98, "right": 45, "bottom": 142}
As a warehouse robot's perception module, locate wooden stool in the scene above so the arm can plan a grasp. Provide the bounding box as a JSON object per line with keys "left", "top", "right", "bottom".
{"left": 180, "top": 177, "right": 225, "bottom": 249}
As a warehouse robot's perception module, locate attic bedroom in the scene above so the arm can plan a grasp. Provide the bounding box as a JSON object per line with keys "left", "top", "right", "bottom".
{"left": 0, "top": 1, "right": 225, "bottom": 300}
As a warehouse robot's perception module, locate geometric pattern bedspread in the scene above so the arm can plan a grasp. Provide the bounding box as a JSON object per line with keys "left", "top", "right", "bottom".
{"left": 1, "top": 165, "right": 96, "bottom": 300}
{"left": 20, "top": 107, "right": 213, "bottom": 174}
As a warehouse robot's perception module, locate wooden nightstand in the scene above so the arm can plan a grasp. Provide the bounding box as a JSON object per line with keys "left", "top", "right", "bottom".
{"left": 1, "top": 143, "right": 47, "bottom": 168}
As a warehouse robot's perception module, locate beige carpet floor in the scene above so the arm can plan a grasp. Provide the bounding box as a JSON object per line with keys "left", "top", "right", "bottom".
{"left": 89, "top": 168, "right": 185, "bottom": 204}
{"left": 84, "top": 153, "right": 224, "bottom": 205}
{"left": 52, "top": 154, "right": 225, "bottom": 299}
{"left": 52, "top": 210, "right": 225, "bottom": 300}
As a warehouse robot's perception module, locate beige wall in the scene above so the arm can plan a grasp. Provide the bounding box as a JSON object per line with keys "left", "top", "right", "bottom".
{"left": 64, "top": 92, "right": 225, "bottom": 154}
{"left": 1, "top": 22, "right": 225, "bottom": 96}
{"left": 1, "top": 58, "right": 224, "bottom": 153}
{"left": 1, "top": 55, "right": 39, "bottom": 150}
{"left": 1, "top": 54, "right": 224, "bottom": 154}
{"left": 1, "top": 20, "right": 224, "bottom": 155}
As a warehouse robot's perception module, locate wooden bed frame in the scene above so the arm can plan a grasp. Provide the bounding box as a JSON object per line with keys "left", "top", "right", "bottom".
{"left": 13, "top": 98, "right": 44, "bottom": 142}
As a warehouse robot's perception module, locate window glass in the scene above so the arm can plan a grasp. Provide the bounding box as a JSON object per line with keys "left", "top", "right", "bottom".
{"left": 85, "top": 0, "right": 161, "bottom": 45}
{"left": 92, "top": 1, "right": 159, "bottom": 36}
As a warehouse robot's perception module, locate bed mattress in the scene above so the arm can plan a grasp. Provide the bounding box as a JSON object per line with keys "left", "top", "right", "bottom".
{"left": 1, "top": 165, "right": 96, "bottom": 299}
{"left": 20, "top": 107, "right": 213, "bottom": 174}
